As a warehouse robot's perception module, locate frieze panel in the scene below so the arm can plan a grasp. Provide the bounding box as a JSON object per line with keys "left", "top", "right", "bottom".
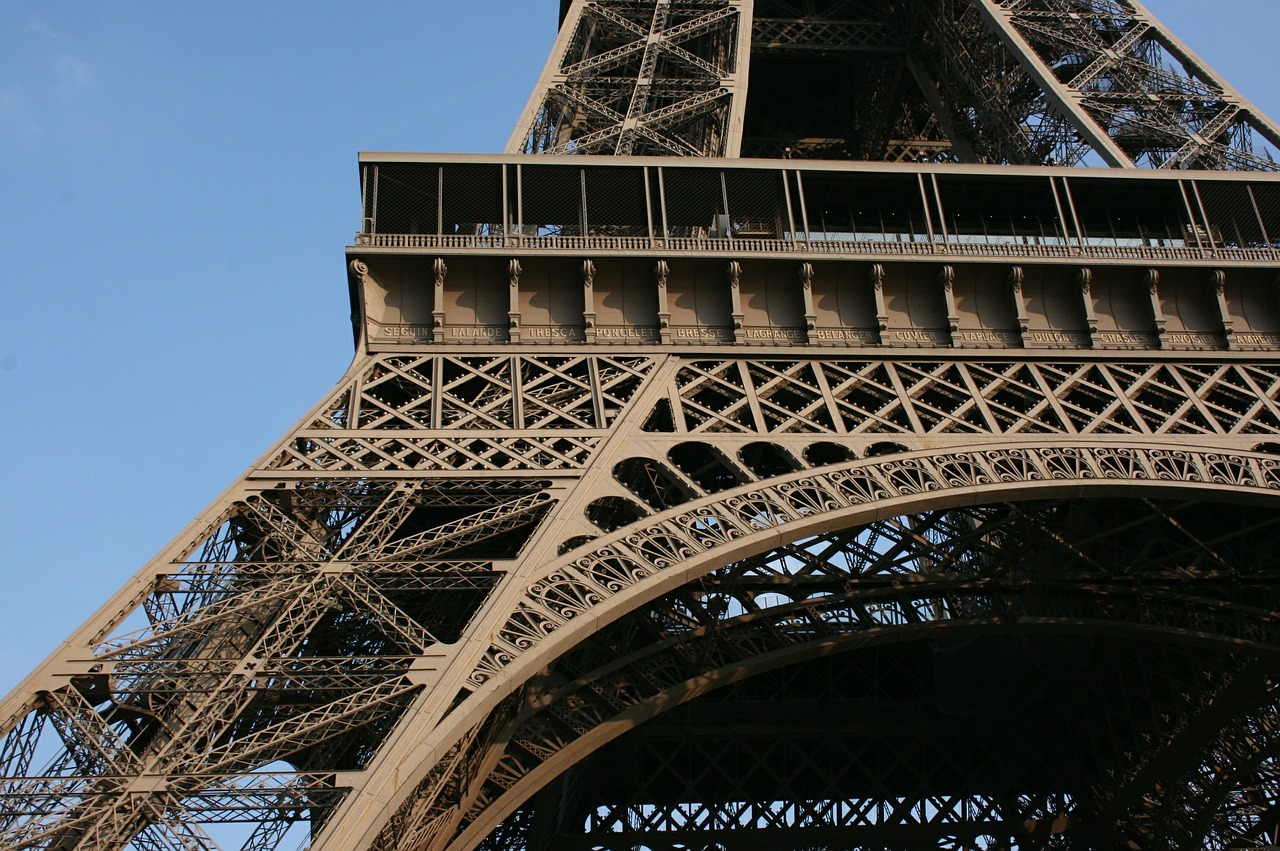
{"left": 446, "top": 325, "right": 509, "bottom": 343}
{"left": 1024, "top": 329, "right": 1090, "bottom": 347}
{"left": 370, "top": 322, "right": 435, "bottom": 342}
{"left": 738, "top": 326, "right": 807, "bottom": 343}
{"left": 671, "top": 326, "right": 735, "bottom": 343}
{"left": 520, "top": 325, "right": 585, "bottom": 343}
{"left": 812, "top": 327, "right": 880, "bottom": 344}
{"left": 1235, "top": 332, "right": 1280, "bottom": 349}
{"left": 594, "top": 325, "right": 660, "bottom": 343}
{"left": 954, "top": 329, "right": 1021, "bottom": 347}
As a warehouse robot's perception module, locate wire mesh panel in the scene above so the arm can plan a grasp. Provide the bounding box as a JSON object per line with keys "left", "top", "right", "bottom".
{"left": 1063, "top": 176, "right": 1192, "bottom": 248}
{"left": 582, "top": 165, "right": 650, "bottom": 238}
{"left": 1196, "top": 181, "right": 1271, "bottom": 249}
{"left": 441, "top": 164, "right": 505, "bottom": 239}
{"left": 798, "top": 171, "right": 928, "bottom": 245}
{"left": 658, "top": 166, "right": 725, "bottom": 240}
{"left": 723, "top": 168, "right": 790, "bottom": 242}
{"left": 371, "top": 164, "right": 441, "bottom": 237}
{"left": 518, "top": 163, "right": 583, "bottom": 239}
{"left": 934, "top": 173, "right": 1067, "bottom": 247}
{"left": 1250, "top": 184, "right": 1280, "bottom": 248}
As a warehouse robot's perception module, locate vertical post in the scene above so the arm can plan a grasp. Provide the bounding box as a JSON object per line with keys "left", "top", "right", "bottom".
{"left": 508, "top": 259, "right": 522, "bottom": 344}
{"left": 1210, "top": 270, "right": 1234, "bottom": 349}
{"left": 800, "top": 262, "right": 817, "bottom": 343}
{"left": 643, "top": 166, "right": 656, "bottom": 248}
{"left": 1047, "top": 176, "right": 1071, "bottom": 250}
{"left": 1010, "top": 266, "right": 1029, "bottom": 344}
{"left": 930, "top": 175, "right": 949, "bottom": 248}
{"left": 360, "top": 164, "right": 371, "bottom": 238}
{"left": 917, "top": 174, "right": 937, "bottom": 245}
{"left": 433, "top": 258, "right": 448, "bottom": 344}
{"left": 501, "top": 163, "right": 511, "bottom": 246}
{"left": 371, "top": 165, "right": 380, "bottom": 237}
{"left": 870, "top": 263, "right": 888, "bottom": 344}
{"left": 582, "top": 259, "right": 597, "bottom": 344}
{"left": 515, "top": 163, "right": 524, "bottom": 245}
{"left": 720, "top": 170, "right": 732, "bottom": 242}
{"left": 1247, "top": 185, "right": 1271, "bottom": 248}
{"left": 657, "top": 166, "right": 670, "bottom": 242}
{"left": 656, "top": 260, "right": 672, "bottom": 344}
{"left": 1078, "top": 267, "right": 1099, "bottom": 345}
{"left": 1189, "top": 181, "right": 1219, "bottom": 255}
{"left": 1145, "top": 269, "right": 1167, "bottom": 347}
{"left": 795, "top": 170, "right": 812, "bottom": 241}
{"left": 940, "top": 265, "right": 959, "bottom": 343}
{"left": 728, "top": 261, "right": 744, "bottom": 341}
{"left": 1059, "top": 177, "right": 1086, "bottom": 253}
{"left": 782, "top": 171, "right": 798, "bottom": 244}
{"left": 1177, "top": 180, "right": 1204, "bottom": 251}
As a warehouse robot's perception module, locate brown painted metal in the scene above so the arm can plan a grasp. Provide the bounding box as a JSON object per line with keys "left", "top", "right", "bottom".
{"left": 6, "top": 2, "right": 1280, "bottom": 850}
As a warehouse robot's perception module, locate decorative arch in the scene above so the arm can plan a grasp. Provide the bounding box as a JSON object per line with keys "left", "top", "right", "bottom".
{"left": 470, "top": 443, "right": 1280, "bottom": 691}
{"left": 355, "top": 443, "right": 1280, "bottom": 851}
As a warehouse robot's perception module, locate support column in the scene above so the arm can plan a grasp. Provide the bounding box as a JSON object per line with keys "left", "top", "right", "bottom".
{"left": 1211, "top": 270, "right": 1234, "bottom": 350}
{"left": 1010, "top": 266, "right": 1029, "bottom": 345}
{"left": 1145, "top": 269, "right": 1168, "bottom": 348}
{"left": 800, "top": 262, "right": 817, "bottom": 343}
{"left": 583, "top": 260, "right": 597, "bottom": 344}
{"left": 870, "top": 264, "right": 888, "bottom": 345}
{"left": 1078, "top": 268, "right": 1099, "bottom": 346}
{"left": 656, "top": 260, "right": 672, "bottom": 345}
{"left": 508, "top": 259, "right": 523, "bottom": 344}
{"left": 433, "top": 258, "right": 447, "bottom": 343}
{"left": 728, "top": 261, "right": 745, "bottom": 342}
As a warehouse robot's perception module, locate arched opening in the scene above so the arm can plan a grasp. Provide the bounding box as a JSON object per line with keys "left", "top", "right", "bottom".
{"left": 456, "top": 495, "right": 1280, "bottom": 850}
{"left": 668, "top": 442, "right": 745, "bottom": 493}
{"left": 804, "top": 440, "right": 856, "bottom": 467}
{"left": 866, "top": 440, "right": 910, "bottom": 457}
{"left": 613, "top": 457, "right": 693, "bottom": 510}
{"left": 558, "top": 534, "right": 598, "bottom": 556}
{"left": 585, "top": 497, "right": 647, "bottom": 533}
{"left": 739, "top": 442, "right": 800, "bottom": 478}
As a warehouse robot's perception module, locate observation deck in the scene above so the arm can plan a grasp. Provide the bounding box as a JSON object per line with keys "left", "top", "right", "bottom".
{"left": 348, "top": 154, "right": 1280, "bottom": 352}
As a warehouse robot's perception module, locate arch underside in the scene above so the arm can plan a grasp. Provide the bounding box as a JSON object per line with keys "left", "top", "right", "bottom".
{"left": 399, "top": 492, "right": 1280, "bottom": 851}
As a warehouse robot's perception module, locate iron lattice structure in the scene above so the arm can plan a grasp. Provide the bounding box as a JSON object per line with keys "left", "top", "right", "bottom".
{"left": 9, "top": 1, "right": 1280, "bottom": 849}
{"left": 511, "top": 0, "right": 1280, "bottom": 168}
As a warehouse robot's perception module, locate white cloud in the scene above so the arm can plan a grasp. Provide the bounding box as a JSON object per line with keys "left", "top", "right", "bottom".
{"left": 0, "top": 92, "right": 44, "bottom": 141}
{"left": 55, "top": 56, "right": 95, "bottom": 91}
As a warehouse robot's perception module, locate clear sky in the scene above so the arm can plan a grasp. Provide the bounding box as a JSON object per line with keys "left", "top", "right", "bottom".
{"left": 0, "top": 0, "right": 1277, "bottom": 697}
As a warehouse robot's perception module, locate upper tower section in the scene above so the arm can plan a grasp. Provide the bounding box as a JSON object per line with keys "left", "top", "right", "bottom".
{"left": 509, "top": 0, "right": 1280, "bottom": 170}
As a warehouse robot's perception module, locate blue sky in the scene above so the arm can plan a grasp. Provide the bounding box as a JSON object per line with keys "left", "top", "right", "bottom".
{"left": 0, "top": 0, "right": 1277, "bottom": 696}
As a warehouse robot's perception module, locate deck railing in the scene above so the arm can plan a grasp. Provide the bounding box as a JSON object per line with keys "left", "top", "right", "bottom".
{"left": 356, "top": 232, "right": 1279, "bottom": 263}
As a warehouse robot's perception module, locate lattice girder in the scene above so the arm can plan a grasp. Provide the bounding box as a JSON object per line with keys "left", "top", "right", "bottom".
{"left": 512, "top": 0, "right": 1280, "bottom": 169}
{"left": 11, "top": 0, "right": 1280, "bottom": 846}
{"left": 8, "top": 341, "right": 1280, "bottom": 849}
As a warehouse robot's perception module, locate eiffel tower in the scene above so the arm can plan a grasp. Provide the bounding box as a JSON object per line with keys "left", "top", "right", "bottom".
{"left": 7, "top": 1, "right": 1280, "bottom": 848}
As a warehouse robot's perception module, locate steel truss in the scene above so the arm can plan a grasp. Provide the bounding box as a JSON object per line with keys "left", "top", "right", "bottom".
{"left": 5, "top": 348, "right": 1280, "bottom": 849}
{"left": 9, "top": 0, "right": 1280, "bottom": 849}
{"left": 512, "top": 0, "right": 1280, "bottom": 168}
